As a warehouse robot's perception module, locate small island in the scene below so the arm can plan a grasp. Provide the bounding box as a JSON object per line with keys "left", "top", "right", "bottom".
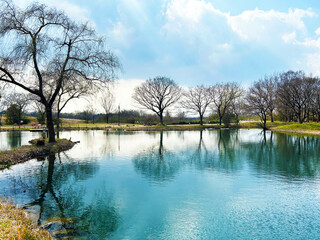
{"left": 0, "top": 138, "right": 75, "bottom": 170}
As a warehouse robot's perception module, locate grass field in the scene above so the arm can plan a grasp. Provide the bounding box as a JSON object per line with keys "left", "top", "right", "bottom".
{"left": 274, "top": 122, "right": 320, "bottom": 131}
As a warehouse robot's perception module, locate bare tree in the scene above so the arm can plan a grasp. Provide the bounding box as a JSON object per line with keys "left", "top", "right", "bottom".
{"left": 100, "top": 87, "right": 115, "bottom": 123}
{"left": 133, "top": 76, "right": 181, "bottom": 125}
{"left": 87, "top": 103, "right": 96, "bottom": 124}
{"left": 277, "top": 71, "right": 317, "bottom": 123}
{"left": 211, "top": 83, "right": 242, "bottom": 125}
{"left": 230, "top": 95, "right": 245, "bottom": 123}
{"left": 263, "top": 75, "right": 277, "bottom": 122}
{"left": 181, "top": 85, "right": 212, "bottom": 125}
{"left": 312, "top": 80, "right": 320, "bottom": 121}
{"left": 246, "top": 80, "right": 270, "bottom": 129}
{"left": 0, "top": 1, "right": 119, "bottom": 142}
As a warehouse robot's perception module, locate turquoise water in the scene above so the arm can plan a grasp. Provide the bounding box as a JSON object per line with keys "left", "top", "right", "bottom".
{"left": 1, "top": 129, "right": 320, "bottom": 239}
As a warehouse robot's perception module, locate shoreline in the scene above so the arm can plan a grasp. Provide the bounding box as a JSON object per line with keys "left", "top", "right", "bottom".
{"left": 0, "top": 138, "right": 75, "bottom": 170}
{"left": 1, "top": 122, "right": 320, "bottom": 136}
{"left": 269, "top": 128, "right": 320, "bottom": 136}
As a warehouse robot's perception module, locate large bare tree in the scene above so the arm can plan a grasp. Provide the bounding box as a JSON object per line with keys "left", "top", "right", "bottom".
{"left": 262, "top": 75, "right": 277, "bottom": 122}
{"left": 277, "top": 71, "right": 317, "bottom": 123}
{"left": 230, "top": 95, "right": 245, "bottom": 123}
{"left": 211, "top": 83, "right": 242, "bottom": 125}
{"left": 246, "top": 80, "right": 270, "bottom": 129}
{"left": 181, "top": 85, "right": 212, "bottom": 125}
{"left": 0, "top": 1, "right": 119, "bottom": 142}
{"left": 133, "top": 76, "right": 181, "bottom": 125}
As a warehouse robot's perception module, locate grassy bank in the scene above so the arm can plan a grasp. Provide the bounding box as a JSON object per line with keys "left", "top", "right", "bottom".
{"left": 237, "top": 121, "right": 291, "bottom": 129}
{"left": 0, "top": 139, "right": 75, "bottom": 170}
{"left": 0, "top": 200, "right": 52, "bottom": 239}
{"left": 271, "top": 122, "right": 320, "bottom": 135}
{"left": 2, "top": 121, "right": 320, "bottom": 136}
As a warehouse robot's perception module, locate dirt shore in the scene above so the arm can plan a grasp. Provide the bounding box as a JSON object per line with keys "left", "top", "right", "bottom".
{"left": 0, "top": 139, "right": 75, "bottom": 170}
{"left": 270, "top": 128, "right": 320, "bottom": 136}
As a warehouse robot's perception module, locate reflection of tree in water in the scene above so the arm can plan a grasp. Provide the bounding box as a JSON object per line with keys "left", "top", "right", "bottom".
{"left": 244, "top": 131, "right": 320, "bottom": 178}
{"left": 8, "top": 153, "right": 120, "bottom": 239}
{"left": 133, "top": 130, "right": 243, "bottom": 183}
{"left": 133, "top": 132, "right": 186, "bottom": 182}
{"left": 193, "top": 129, "right": 243, "bottom": 172}
{"left": 6, "top": 131, "right": 21, "bottom": 149}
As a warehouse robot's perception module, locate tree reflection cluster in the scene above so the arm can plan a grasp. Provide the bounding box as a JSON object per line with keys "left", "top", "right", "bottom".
{"left": 133, "top": 130, "right": 320, "bottom": 183}
{"left": 7, "top": 153, "right": 120, "bottom": 239}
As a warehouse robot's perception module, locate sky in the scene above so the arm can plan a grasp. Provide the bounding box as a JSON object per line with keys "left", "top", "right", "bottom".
{"left": 12, "top": 0, "right": 320, "bottom": 111}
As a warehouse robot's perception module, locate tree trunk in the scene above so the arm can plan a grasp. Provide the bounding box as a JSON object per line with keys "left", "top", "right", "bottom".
{"left": 199, "top": 114, "right": 203, "bottom": 126}
{"left": 159, "top": 132, "right": 163, "bottom": 156}
{"left": 270, "top": 111, "right": 274, "bottom": 123}
{"left": 106, "top": 114, "right": 109, "bottom": 123}
{"left": 46, "top": 105, "right": 56, "bottom": 142}
{"left": 159, "top": 112, "right": 164, "bottom": 125}
{"left": 219, "top": 115, "right": 222, "bottom": 125}
{"left": 56, "top": 111, "right": 60, "bottom": 139}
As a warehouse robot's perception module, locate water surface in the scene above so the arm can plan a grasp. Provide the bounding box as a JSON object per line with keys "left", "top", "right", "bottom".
{"left": 0, "top": 129, "right": 320, "bottom": 239}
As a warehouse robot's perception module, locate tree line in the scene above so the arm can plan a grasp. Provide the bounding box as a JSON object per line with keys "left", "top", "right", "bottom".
{"left": 133, "top": 71, "right": 320, "bottom": 129}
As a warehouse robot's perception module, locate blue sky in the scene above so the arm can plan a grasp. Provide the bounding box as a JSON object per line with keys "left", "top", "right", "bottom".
{"left": 13, "top": 0, "right": 320, "bottom": 109}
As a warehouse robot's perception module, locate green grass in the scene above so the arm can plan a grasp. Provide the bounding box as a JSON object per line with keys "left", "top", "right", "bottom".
{"left": 238, "top": 121, "right": 292, "bottom": 129}
{"left": 275, "top": 122, "right": 320, "bottom": 131}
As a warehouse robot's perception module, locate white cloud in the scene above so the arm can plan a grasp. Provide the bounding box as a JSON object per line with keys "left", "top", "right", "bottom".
{"left": 160, "top": 0, "right": 319, "bottom": 79}
{"left": 107, "top": 21, "right": 135, "bottom": 49}
{"left": 227, "top": 8, "right": 315, "bottom": 42}
{"left": 164, "top": 0, "right": 225, "bottom": 26}
{"left": 62, "top": 78, "right": 144, "bottom": 113}
{"left": 163, "top": 1, "right": 315, "bottom": 45}
{"left": 305, "top": 53, "right": 320, "bottom": 75}
{"left": 282, "top": 32, "right": 297, "bottom": 43}
{"left": 113, "top": 79, "right": 144, "bottom": 110}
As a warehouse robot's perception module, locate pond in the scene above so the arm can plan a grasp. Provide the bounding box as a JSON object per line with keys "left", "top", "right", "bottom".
{"left": 0, "top": 129, "right": 320, "bottom": 239}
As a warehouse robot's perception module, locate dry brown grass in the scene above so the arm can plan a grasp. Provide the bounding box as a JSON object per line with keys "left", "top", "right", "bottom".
{"left": 60, "top": 118, "right": 84, "bottom": 124}
{"left": 0, "top": 200, "right": 52, "bottom": 239}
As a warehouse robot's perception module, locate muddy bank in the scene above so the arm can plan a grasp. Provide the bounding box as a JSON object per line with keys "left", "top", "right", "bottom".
{"left": 270, "top": 128, "right": 320, "bottom": 136}
{"left": 0, "top": 139, "right": 75, "bottom": 170}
